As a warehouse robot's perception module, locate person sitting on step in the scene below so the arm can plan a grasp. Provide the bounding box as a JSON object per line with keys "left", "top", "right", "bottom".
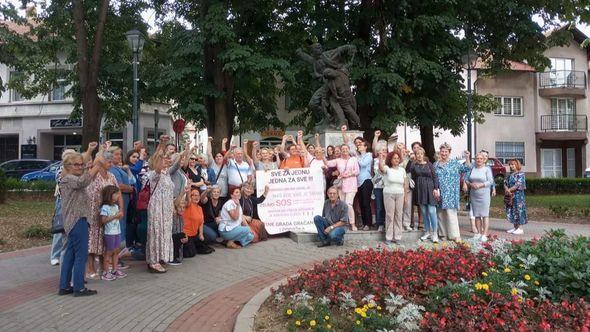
{"left": 314, "top": 186, "right": 348, "bottom": 247}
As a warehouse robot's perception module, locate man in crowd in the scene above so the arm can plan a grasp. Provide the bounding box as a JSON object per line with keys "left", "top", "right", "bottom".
{"left": 313, "top": 186, "right": 348, "bottom": 247}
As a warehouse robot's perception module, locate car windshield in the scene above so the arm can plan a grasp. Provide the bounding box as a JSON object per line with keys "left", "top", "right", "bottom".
{"left": 48, "top": 162, "right": 61, "bottom": 172}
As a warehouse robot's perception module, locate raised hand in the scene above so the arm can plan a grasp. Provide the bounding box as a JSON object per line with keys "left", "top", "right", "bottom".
{"left": 140, "top": 148, "right": 147, "bottom": 160}
{"left": 87, "top": 141, "right": 98, "bottom": 151}
{"left": 297, "top": 130, "right": 304, "bottom": 137}
{"left": 315, "top": 133, "right": 320, "bottom": 138}
{"left": 208, "top": 136, "right": 213, "bottom": 142}
{"left": 374, "top": 130, "right": 381, "bottom": 138}
{"left": 253, "top": 141, "right": 259, "bottom": 147}
{"left": 222, "top": 137, "right": 228, "bottom": 144}
{"left": 160, "top": 134, "right": 170, "bottom": 142}
{"left": 341, "top": 125, "right": 347, "bottom": 132}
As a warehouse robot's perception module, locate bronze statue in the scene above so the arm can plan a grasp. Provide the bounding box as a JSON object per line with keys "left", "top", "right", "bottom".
{"left": 297, "top": 41, "right": 360, "bottom": 130}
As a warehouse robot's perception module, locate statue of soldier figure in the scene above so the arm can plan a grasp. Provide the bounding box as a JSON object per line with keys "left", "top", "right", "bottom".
{"left": 297, "top": 41, "right": 360, "bottom": 130}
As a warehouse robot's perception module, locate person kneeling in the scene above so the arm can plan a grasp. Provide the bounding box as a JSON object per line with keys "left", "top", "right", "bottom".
{"left": 218, "top": 187, "right": 254, "bottom": 249}
{"left": 314, "top": 187, "right": 348, "bottom": 247}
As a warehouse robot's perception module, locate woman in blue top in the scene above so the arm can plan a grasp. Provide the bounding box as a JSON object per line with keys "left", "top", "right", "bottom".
{"left": 464, "top": 153, "right": 495, "bottom": 242}
{"left": 124, "top": 148, "right": 146, "bottom": 251}
{"left": 108, "top": 147, "right": 134, "bottom": 254}
{"left": 356, "top": 139, "right": 374, "bottom": 231}
{"left": 433, "top": 143, "right": 471, "bottom": 241}
{"left": 504, "top": 159, "right": 527, "bottom": 235}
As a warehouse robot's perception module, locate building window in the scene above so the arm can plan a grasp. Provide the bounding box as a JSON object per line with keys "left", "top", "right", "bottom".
{"left": 495, "top": 141, "right": 525, "bottom": 165}
{"left": 494, "top": 97, "right": 522, "bottom": 116}
{"left": 106, "top": 131, "right": 124, "bottom": 150}
{"left": 53, "top": 134, "right": 82, "bottom": 161}
{"left": 10, "top": 71, "right": 24, "bottom": 102}
{"left": 146, "top": 129, "right": 166, "bottom": 154}
{"left": 550, "top": 98, "right": 576, "bottom": 130}
{"left": 50, "top": 79, "right": 68, "bottom": 101}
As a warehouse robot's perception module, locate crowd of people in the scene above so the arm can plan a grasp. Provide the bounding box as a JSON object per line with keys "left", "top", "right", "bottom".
{"left": 52, "top": 125, "right": 528, "bottom": 296}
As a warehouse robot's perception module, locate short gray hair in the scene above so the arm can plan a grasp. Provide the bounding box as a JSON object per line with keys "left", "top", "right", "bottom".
{"left": 439, "top": 142, "right": 452, "bottom": 151}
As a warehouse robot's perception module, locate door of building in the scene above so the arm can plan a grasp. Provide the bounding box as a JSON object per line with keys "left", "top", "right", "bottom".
{"left": 541, "top": 148, "right": 562, "bottom": 178}
{"left": 0, "top": 135, "right": 19, "bottom": 162}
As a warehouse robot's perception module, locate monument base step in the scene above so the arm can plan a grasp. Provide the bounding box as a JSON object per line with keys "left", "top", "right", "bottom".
{"left": 289, "top": 229, "right": 424, "bottom": 244}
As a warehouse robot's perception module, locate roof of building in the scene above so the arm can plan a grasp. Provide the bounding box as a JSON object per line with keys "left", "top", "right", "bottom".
{"left": 472, "top": 59, "right": 536, "bottom": 72}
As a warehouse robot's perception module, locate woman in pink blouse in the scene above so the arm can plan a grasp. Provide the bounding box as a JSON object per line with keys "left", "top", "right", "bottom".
{"left": 326, "top": 144, "right": 359, "bottom": 231}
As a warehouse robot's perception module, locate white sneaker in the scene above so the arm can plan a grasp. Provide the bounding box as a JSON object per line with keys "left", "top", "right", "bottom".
{"left": 480, "top": 235, "right": 488, "bottom": 242}
{"left": 50, "top": 259, "right": 59, "bottom": 266}
{"left": 420, "top": 233, "right": 431, "bottom": 241}
{"left": 432, "top": 234, "right": 439, "bottom": 243}
{"left": 512, "top": 228, "right": 524, "bottom": 235}
{"left": 472, "top": 233, "right": 481, "bottom": 240}
{"left": 377, "top": 225, "right": 384, "bottom": 232}
{"left": 506, "top": 228, "right": 516, "bottom": 233}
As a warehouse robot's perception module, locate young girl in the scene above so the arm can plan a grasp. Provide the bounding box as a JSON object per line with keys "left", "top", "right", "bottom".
{"left": 100, "top": 185, "right": 126, "bottom": 281}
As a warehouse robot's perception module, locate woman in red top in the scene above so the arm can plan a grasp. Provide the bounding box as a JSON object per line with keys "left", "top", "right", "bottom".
{"left": 183, "top": 189, "right": 213, "bottom": 257}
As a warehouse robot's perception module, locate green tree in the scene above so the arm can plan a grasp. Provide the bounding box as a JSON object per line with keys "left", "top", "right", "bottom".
{"left": 0, "top": 1, "right": 149, "bottom": 148}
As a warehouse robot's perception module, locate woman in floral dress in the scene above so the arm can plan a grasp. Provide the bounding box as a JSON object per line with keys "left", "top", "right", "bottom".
{"left": 86, "top": 150, "right": 121, "bottom": 279}
{"left": 146, "top": 136, "right": 175, "bottom": 273}
{"left": 504, "top": 159, "right": 527, "bottom": 235}
{"left": 433, "top": 143, "right": 471, "bottom": 241}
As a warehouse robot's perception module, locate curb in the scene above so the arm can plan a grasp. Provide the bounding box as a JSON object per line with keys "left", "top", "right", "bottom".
{"left": 233, "top": 275, "right": 295, "bottom": 332}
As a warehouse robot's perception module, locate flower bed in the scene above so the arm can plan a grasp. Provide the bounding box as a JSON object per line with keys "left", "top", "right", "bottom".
{"left": 260, "top": 231, "right": 590, "bottom": 331}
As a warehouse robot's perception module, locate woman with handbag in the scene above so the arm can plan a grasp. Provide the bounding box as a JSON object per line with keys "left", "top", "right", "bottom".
{"left": 145, "top": 135, "right": 175, "bottom": 273}
{"left": 58, "top": 142, "right": 105, "bottom": 297}
{"left": 504, "top": 159, "right": 527, "bottom": 235}
{"left": 408, "top": 147, "right": 441, "bottom": 243}
{"left": 326, "top": 144, "right": 359, "bottom": 231}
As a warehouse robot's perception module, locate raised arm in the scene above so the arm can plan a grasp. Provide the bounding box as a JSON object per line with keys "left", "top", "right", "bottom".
{"left": 252, "top": 141, "right": 260, "bottom": 164}
{"left": 83, "top": 141, "right": 99, "bottom": 164}
{"left": 221, "top": 137, "right": 228, "bottom": 156}
{"left": 314, "top": 133, "right": 321, "bottom": 150}
{"left": 207, "top": 137, "right": 214, "bottom": 165}
{"left": 280, "top": 135, "right": 287, "bottom": 154}
{"left": 372, "top": 130, "right": 381, "bottom": 155}
{"left": 341, "top": 125, "right": 349, "bottom": 144}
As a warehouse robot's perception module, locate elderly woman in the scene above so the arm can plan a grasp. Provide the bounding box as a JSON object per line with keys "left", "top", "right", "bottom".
{"left": 240, "top": 182, "right": 270, "bottom": 243}
{"left": 433, "top": 143, "right": 471, "bottom": 241}
{"left": 207, "top": 137, "right": 229, "bottom": 199}
{"left": 200, "top": 185, "right": 225, "bottom": 243}
{"left": 219, "top": 187, "right": 255, "bottom": 248}
{"left": 108, "top": 146, "right": 134, "bottom": 257}
{"left": 326, "top": 144, "right": 359, "bottom": 231}
{"left": 504, "top": 159, "right": 527, "bottom": 235}
{"left": 464, "top": 152, "right": 494, "bottom": 242}
{"left": 372, "top": 143, "right": 388, "bottom": 232}
{"left": 253, "top": 141, "right": 280, "bottom": 171}
{"left": 408, "top": 147, "right": 440, "bottom": 243}
{"left": 86, "top": 148, "right": 121, "bottom": 279}
{"left": 58, "top": 142, "right": 105, "bottom": 297}
{"left": 379, "top": 151, "right": 407, "bottom": 244}
{"left": 146, "top": 136, "right": 175, "bottom": 273}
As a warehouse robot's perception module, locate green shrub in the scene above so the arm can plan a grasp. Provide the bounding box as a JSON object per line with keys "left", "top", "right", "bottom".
{"left": 0, "top": 169, "right": 6, "bottom": 204}
{"left": 495, "top": 177, "right": 590, "bottom": 195}
{"left": 5, "top": 179, "right": 55, "bottom": 192}
{"left": 22, "top": 224, "right": 52, "bottom": 239}
{"left": 496, "top": 229, "right": 590, "bottom": 301}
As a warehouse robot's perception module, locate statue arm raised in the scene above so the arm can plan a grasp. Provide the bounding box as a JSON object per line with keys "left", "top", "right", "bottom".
{"left": 296, "top": 48, "right": 315, "bottom": 64}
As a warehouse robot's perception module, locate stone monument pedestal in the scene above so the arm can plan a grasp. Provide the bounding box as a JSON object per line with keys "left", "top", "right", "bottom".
{"left": 318, "top": 129, "right": 364, "bottom": 148}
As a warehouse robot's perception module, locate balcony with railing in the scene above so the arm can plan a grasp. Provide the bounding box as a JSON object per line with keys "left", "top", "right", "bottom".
{"left": 537, "top": 114, "right": 588, "bottom": 142}
{"left": 538, "top": 70, "right": 586, "bottom": 98}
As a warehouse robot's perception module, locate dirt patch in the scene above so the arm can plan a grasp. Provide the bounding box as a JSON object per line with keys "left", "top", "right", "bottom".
{"left": 0, "top": 193, "right": 54, "bottom": 253}
{"left": 253, "top": 296, "right": 290, "bottom": 332}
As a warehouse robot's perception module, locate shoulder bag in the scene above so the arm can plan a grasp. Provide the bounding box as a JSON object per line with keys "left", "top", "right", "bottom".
{"left": 136, "top": 175, "right": 160, "bottom": 211}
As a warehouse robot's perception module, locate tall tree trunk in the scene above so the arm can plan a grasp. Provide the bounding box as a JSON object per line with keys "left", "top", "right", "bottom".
{"left": 73, "top": 0, "right": 110, "bottom": 149}
{"left": 203, "top": 1, "right": 235, "bottom": 153}
{"left": 419, "top": 124, "right": 435, "bottom": 162}
{"left": 354, "top": 0, "right": 373, "bottom": 141}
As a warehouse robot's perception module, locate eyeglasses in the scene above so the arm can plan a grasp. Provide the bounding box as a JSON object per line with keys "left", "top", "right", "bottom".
{"left": 66, "top": 163, "right": 84, "bottom": 168}
{"left": 190, "top": 158, "right": 197, "bottom": 161}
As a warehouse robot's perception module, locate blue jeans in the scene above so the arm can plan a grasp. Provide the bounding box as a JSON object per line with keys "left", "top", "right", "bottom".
{"left": 374, "top": 188, "right": 385, "bottom": 227}
{"left": 203, "top": 222, "right": 219, "bottom": 243}
{"left": 220, "top": 226, "right": 254, "bottom": 247}
{"left": 420, "top": 205, "right": 438, "bottom": 233}
{"left": 59, "top": 218, "right": 89, "bottom": 291}
{"left": 314, "top": 216, "right": 346, "bottom": 244}
{"left": 50, "top": 233, "right": 65, "bottom": 262}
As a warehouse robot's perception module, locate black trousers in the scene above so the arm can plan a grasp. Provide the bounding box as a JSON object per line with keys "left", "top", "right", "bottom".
{"left": 358, "top": 179, "right": 374, "bottom": 226}
{"left": 172, "top": 232, "right": 185, "bottom": 261}
{"left": 183, "top": 235, "right": 214, "bottom": 258}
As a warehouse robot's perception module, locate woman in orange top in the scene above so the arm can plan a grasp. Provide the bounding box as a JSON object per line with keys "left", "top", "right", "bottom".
{"left": 183, "top": 189, "right": 213, "bottom": 257}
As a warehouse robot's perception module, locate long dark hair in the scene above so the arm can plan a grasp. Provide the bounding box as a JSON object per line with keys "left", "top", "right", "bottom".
{"left": 125, "top": 150, "right": 139, "bottom": 165}
{"left": 101, "top": 185, "right": 120, "bottom": 206}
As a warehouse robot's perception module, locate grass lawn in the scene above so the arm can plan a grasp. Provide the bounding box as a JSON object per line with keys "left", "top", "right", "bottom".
{"left": 0, "top": 194, "right": 54, "bottom": 252}
{"left": 489, "top": 194, "right": 590, "bottom": 222}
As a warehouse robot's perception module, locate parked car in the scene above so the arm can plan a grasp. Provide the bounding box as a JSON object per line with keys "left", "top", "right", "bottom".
{"left": 585, "top": 167, "right": 590, "bottom": 178}
{"left": 0, "top": 159, "right": 53, "bottom": 179}
{"left": 21, "top": 161, "right": 61, "bottom": 182}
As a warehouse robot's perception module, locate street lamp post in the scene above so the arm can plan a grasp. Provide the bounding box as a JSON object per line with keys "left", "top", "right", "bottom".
{"left": 463, "top": 50, "right": 475, "bottom": 156}
{"left": 125, "top": 29, "right": 145, "bottom": 142}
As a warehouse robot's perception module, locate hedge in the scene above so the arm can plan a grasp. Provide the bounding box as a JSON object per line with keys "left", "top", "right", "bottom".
{"left": 2, "top": 178, "right": 55, "bottom": 192}
{"left": 0, "top": 169, "right": 6, "bottom": 203}
{"left": 495, "top": 177, "right": 590, "bottom": 195}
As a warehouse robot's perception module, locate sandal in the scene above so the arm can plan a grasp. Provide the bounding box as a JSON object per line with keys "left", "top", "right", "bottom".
{"left": 147, "top": 264, "right": 167, "bottom": 273}
{"left": 85, "top": 272, "right": 99, "bottom": 280}
{"left": 226, "top": 240, "right": 241, "bottom": 249}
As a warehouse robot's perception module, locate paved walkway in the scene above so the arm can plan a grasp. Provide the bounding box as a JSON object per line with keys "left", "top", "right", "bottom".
{"left": 0, "top": 216, "right": 588, "bottom": 332}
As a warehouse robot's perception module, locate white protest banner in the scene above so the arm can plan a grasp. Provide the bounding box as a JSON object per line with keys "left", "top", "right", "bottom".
{"left": 255, "top": 167, "right": 325, "bottom": 234}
